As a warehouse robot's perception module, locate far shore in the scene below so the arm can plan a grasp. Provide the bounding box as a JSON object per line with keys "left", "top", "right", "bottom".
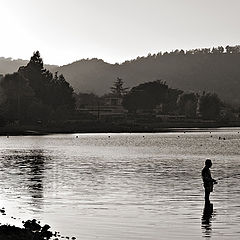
{"left": 0, "top": 121, "right": 239, "bottom": 136}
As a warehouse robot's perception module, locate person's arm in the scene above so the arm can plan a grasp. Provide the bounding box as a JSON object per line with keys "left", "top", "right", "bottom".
{"left": 208, "top": 171, "right": 218, "bottom": 184}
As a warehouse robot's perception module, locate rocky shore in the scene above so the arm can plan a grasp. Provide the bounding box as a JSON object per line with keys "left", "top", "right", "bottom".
{"left": 0, "top": 220, "right": 76, "bottom": 240}
{"left": 0, "top": 219, "right": 52, "bottom": 240}
{"left": 0, "top": 209, "right": 76, "bottom": 240}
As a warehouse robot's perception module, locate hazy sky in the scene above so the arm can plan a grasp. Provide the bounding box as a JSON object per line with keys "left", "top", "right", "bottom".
{"left": 1, "top": 0, "right": 240, "bottom": 65}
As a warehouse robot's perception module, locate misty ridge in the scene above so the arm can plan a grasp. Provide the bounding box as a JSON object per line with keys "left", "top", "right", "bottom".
{"left": 0, "top": 57, "right": 57, "bottom": 75}
{"left": 1, "top": 45, "right": 240, "bottom": 105}
{"left": 56, "top": 45, "right": 240, "bottom": 105}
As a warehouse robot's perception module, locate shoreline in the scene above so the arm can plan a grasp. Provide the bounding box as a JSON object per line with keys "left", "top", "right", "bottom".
{"left": 0, "top": 121, "right": 239, "bottom": 136}
{"left": 0, "top": 208, "right": 72, "bottom": 240}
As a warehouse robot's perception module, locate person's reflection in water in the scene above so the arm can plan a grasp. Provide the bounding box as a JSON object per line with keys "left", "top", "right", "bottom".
{"left": 201, "top": 202, "right": 214, "bottom": 238}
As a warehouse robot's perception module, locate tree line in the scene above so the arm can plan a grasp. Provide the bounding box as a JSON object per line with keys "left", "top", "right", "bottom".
{"left": 55, "top": 45, "right": 240, "bottom": 105}
{"left": 122, "top": 81, "right": 225, "bottom": 120}
{"left": 127, "top": 45, "right": 240, "bottom": 61}
{"left": 0, "top": 51, "right": 75, "bottom": 125}
{"left": 76, "top": 78, "right": 239, "bottom": 122}
{"left": 0, "top": 51, "right": 238, "bottom": 127}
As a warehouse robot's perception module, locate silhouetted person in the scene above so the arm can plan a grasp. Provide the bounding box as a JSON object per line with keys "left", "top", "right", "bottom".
{"left": 202, "top": 159, "right": 217, "bottom": 204}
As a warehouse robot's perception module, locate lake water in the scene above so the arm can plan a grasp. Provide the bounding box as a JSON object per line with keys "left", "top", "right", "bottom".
{"left": 0, "top": 129, "right": 239, "bottom": 239}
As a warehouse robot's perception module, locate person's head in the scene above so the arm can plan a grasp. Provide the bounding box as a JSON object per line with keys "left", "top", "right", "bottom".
{"left": 205, "top": 159, "right": 212, "bottom": 168}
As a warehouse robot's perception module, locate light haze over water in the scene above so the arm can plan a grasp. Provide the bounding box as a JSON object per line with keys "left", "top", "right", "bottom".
{"left": 0, "top": 129, "right": 239, "bottom": 239}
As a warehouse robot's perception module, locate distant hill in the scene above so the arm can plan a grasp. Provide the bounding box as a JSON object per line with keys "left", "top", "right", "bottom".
{"left": 55, "top": 59, "right": 118, "bottom": 95}
{"left": 56, "top": 47, "right": 240, "bottom": 105}
{"left": 0, "top": 57, "right": 57, "bottom": 75}
{"left": 1, "top": 46, "right": 240, "bottom": 105}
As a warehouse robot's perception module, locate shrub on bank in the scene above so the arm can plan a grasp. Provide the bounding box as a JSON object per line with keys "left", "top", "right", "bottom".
{"left": 0, "top": 219, "right": 52, "bottom": 240}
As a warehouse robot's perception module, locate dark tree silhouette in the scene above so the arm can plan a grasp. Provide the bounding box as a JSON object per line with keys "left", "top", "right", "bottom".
{"left": 177, "top": 93, "right": 198, "bottom": 118}
{"left": 75, "top": 92, "right": 100, "bottom": 108}
{"left": 0, "top": 51, "right": 75, "bottom": 123}
{"left": 47, "top": 72, "right": 75, "bottom": 110}
{"left": 18, "top": 51, "right": 48, "bottom": 103}
{"left": 110, "top": 78, "right": 129, "bottom": 96}
{"left": 122, "top": 80, "right": 182, "bottom": 114}
{"left": 165, "top": 88, "right": 183, "bottom": 114}
{"left": 199, "top": 93, "right": 222, "bottom": 120}
{"left": 0, "top": 72, "right": 34, "bottom": 121}
{"left": 20, "top": 51, "right": 75, "bottom": 111}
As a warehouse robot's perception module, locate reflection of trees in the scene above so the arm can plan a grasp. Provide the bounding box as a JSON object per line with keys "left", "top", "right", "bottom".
{"left": 2, "top": 149, "right": 51, "bottom": 211}
{"left": 27, "top": 150, "right": 45, "bottom": 205}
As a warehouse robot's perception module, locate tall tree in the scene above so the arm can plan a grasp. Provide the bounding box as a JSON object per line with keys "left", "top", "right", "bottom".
{"left": 19, "top": 51, "right": 75, "bottom": 111}
{"left": 47, "top": 72, "right": 75, "bottom": 110}
{"left": 111, "top": 78, "right": 129, "bottom": 96}
{"left": 0, "top": 72, "right": 34, "bottom": 121}
{"left": 18, "top": 51, "right": 52, "bottom": 104}
{"left": 0, "top": 51, "right": 76, "bottom": 123}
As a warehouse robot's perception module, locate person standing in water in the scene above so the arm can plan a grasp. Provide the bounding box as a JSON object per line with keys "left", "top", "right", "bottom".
{"left": 202, "top": 159, "right": 217, "bottom": 204}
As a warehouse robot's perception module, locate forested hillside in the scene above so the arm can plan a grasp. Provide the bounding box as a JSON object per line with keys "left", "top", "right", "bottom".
{"left": 1, "top": 46, "right": 240, "bottom": 105}
{"left": 56, "top": 46, "right": 240, "bottom": 105}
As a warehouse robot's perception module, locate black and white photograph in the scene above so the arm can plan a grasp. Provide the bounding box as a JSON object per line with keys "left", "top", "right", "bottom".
{"left": 0, "top": 0, "right": 239, "bottom": 239}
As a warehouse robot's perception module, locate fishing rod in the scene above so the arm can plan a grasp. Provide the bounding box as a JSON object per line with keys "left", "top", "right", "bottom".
{"left": 217, "top": 173, "right": 240, "bottom": 181}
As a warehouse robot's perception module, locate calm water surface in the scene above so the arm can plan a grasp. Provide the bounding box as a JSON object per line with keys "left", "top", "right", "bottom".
{"left": 0, "top": 129, "right": 239, "bottom": 239}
